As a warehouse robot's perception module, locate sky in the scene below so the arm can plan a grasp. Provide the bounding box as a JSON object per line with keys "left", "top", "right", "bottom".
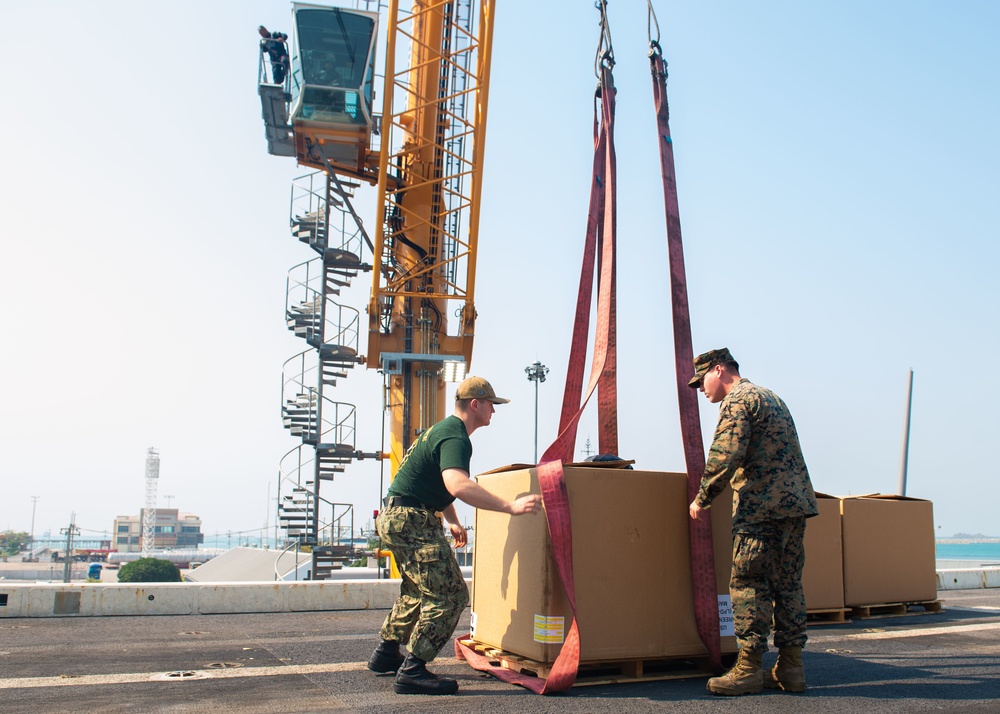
{"left": 2, "top": 1, "right": 998, "bottom": 545}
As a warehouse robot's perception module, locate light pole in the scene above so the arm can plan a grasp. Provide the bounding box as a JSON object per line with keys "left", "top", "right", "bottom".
{"left": 525, "top": 361, "right": 549, "bottom": 463}
{"left": 30, "top": 496, "right": 39, "bottom": 560}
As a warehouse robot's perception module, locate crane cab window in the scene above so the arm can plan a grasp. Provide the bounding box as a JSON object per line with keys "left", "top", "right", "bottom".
{"left": 290, "top": 7, "right": 376, "bottom": 127}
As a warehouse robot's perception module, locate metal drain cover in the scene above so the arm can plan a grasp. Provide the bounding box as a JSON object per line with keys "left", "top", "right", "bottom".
{"left": 151, "top": 670, "right": 208, "bottom": 681}
{"left": 205, "top": 662, "right": 243, "bottom": 669}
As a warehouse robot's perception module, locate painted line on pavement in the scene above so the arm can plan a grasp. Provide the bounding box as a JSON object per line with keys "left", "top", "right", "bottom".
{"left": 846, "top": 620, "right": 1000, "bottom": 640}
{"left": 0, "top": 660, "right": 369, "bottom": 690}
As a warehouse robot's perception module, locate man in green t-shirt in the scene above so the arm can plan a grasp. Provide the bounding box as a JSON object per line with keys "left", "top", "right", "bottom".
{"left": 368, "top": 376, "right": 542, "bottom": 695}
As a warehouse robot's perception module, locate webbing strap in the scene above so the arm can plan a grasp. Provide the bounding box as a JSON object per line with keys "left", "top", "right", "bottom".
{"left": 596, "top": 66, "right": 619, "bottom": 456}
{"left": 650, "top": 50, "right": 722, "bottom": 672}
{"left": 456, "top": 459, "right": 582, "bottom": 694}
{"left": 456, "top": 65, "right": 619, "bottom": 695}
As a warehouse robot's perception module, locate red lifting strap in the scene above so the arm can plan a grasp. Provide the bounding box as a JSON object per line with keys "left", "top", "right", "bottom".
{"left": 650, "top": 49, "right": 722, "bottom": 673}
{"left": 456, "top": 64, "right": 619, "bottom": 695}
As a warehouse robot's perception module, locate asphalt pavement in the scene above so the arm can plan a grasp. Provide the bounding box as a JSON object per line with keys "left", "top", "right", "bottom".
{"left": 2, "top": 589, "right": 998, "bottom": 713}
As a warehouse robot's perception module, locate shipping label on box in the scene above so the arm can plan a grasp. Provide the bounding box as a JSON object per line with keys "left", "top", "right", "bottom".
{"left": 718, "top": 595, "right": 735, "bottom": 637}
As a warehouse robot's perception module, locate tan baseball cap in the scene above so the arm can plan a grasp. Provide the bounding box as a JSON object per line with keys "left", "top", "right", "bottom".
{"left": 455, "top": 376, "right": 510, "bottom": 404}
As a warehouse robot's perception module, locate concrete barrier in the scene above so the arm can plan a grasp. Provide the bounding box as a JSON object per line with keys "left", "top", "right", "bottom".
{"left": 937, "top": 568, "right": 1000, "bottom": 591}
{"left": 0, "top": 579, "right": 466, "bottom": 618}
{"left": 3, "top": 570, "right": 995, "bottom": 618}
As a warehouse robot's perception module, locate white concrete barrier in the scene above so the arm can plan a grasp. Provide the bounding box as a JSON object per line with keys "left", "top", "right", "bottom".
{"left": 197, "top": 582, "right": 287, "bottom": 614}
{"left": 98, "top": 583, "right": 198, "bottom": 616}
{"left": 6, "top": 570, "right": 992, "bottom": 618}
{"left": 937, "top": 568, "right": 1000, "bottom": 590}
{"left": 0, "top": 579, "right": 463, "bottom": 618}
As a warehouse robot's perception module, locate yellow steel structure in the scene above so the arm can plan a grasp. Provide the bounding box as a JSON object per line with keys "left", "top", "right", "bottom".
{"left": 370, "top": 0, "right": 495, "bottom": 468}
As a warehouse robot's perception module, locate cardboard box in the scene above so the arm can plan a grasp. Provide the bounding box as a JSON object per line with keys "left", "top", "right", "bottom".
{"left": 840, "top": 495, "right": 936, "bottom": 606}
{"left": 802, "top": 493, "right": 845, "bottom": 611}
{"left": 471, "top": 465, "right": 737, "bottom": 663}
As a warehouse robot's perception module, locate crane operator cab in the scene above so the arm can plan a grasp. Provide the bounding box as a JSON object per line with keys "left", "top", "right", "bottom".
{"left": 258, "top": 4, "right": 378, "bottom": 174}
{"left": 289, "top": 4, "right": 379, "bottom": 177}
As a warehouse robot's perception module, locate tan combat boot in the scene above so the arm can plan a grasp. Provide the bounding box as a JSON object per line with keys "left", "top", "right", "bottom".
{"left": 707, "top": 648, "right": 764, "bottom": 696}
{"left": 763, "top": 645, "right": 806, "bottom": 692}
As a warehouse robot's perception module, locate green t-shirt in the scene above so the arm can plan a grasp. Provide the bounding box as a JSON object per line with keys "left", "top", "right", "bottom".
{"left": 387, "top": 415, "right": 471, "bottom": 510}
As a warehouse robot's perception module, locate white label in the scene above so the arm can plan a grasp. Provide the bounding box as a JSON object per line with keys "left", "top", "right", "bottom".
{"left": 533, "top": 615, "right": 565, "bottom": 643}
{"left": 718, "top": 595, "right": 735, "bottom": 637}
{"left": 470, "top": 611, "right": 477, "bottom": 637}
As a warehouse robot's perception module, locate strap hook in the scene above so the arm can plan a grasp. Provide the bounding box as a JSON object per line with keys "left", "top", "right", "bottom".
{"left": 647, "top": 0, "right": 662, "bottom": 56}
{"left": 593, "top": 0, "right": 615, "bottom": 80}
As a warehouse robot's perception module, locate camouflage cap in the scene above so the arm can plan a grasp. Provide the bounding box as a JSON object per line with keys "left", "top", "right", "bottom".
{"left": 455, "top": 376, "right": 510, "bottom": 404}
{"left": 688, "top": 347, "right": 738, "bottom": 388}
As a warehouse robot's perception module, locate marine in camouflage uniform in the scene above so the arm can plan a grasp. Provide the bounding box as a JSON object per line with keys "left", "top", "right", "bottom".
{"left": 367, "top": 376, "right": 542, "bottom": 696}
{"left": 688, "top": 348, "right": 818, "bottom": 696}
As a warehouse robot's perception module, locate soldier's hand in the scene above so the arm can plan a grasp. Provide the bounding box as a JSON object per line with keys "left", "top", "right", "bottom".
{"left": 449, "top": 523, "right": 468, "bottom": 548}
{"left": 509, "top": 494, "right": 542, "bottom": 516}
{"left": 689, "top": 500, "right": 706, "bottom": 521}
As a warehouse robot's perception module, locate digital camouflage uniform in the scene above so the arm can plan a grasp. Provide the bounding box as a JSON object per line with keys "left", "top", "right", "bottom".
{"left": 377, "top": 416, "right": 470, "bottom": 663}
{"left": 695, "top": 378, "right": 818, "bottom": 654}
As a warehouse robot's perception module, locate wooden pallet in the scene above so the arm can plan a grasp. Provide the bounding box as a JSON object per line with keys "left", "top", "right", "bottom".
{"left": 807, "top": 607, "right": 851, "bottom": 624}
{"left": 849, "top": 600, "right": 942, "bottom": 619}
{"left": 458, "top": 637, "right": 725, "bottom": 687}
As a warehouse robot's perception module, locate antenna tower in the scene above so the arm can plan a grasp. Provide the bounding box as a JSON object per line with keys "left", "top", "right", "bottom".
{"left": 142, "top": 447, "right": 160, "bottom": 557}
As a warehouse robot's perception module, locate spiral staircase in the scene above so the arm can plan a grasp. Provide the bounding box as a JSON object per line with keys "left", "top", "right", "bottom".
{"left": 276, "top": 170, "right": 381, "bottom": 580}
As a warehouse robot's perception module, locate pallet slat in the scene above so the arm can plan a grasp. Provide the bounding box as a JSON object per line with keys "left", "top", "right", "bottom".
{"left": 458, "top": 637, "right": 719, "bottom": 687}
{"left": 850, "top": 600, "right": 942, "bottom": 619}
{"left": 807, "top": 608, "right": 851, "bottom": 624}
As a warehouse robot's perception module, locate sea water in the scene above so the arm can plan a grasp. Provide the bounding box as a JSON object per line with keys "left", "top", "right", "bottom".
{"left": 935, "top": 540, "right": 1000, "bottom": 568}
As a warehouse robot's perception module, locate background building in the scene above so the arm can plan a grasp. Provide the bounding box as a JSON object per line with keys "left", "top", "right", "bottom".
{"left": 113, "top": 510, "right": 204, "bottom": 553}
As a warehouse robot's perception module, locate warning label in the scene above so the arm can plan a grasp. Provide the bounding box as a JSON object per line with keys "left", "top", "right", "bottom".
{"left": 533, "top": 615, "right": 565, "bottom": 643}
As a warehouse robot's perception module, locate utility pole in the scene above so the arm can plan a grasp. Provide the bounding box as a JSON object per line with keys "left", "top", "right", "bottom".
{"left": 524, "top": 361, "right": 549, "bottom": 463}
{"left": 60, "top": 514, "right": 79, "bottom": 583}
{"left": 897, "top": 369, "right": 915, "bottom": 496}
{"left": 30, "top": 496, "right": 39, "bottom": 561}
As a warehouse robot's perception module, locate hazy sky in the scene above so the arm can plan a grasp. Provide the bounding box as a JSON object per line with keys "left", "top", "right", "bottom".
{"left": 2, "top": 1, "right": 998, "bottom": 543}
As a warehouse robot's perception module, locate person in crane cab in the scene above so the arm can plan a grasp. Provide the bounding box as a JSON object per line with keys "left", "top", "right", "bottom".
{"left": 688, "top": 348, "right": 818, "bottom": 696}
{"left": 257, "top": 25, "right": 288, "bottom": 84}
{"left": 368, "top": 376, "right": 542, "bottom": 695}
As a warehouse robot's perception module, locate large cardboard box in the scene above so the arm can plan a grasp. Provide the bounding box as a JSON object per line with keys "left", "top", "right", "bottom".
{"left": 802, "top": 493, "right": 845, "bottom": 611}
{"left": 840, "top": 495, "right": 936, "bottom": 606}
{"left": 471, "top": 465, "right": 737, "bottom": 663}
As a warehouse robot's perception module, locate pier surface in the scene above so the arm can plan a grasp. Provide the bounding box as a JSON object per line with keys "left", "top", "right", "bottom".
{"left": 1, "top": 588, "right": 998, "bottom": 713}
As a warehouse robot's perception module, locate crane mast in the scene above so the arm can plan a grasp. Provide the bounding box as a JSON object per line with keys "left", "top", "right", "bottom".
{"left": 370, "top": 0, "right": 494, "bottom": 463}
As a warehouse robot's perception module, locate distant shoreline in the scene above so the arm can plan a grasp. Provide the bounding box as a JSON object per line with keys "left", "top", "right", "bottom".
{"left": 937, "top": 538, "right": 1000, "bottom": 544}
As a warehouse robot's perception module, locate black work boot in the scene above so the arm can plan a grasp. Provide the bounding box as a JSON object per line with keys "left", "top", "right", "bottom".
{"left": 393, "top": 653, "right": 459, "bottom": 695}
{"left": 367, "top": 639, "right": 405, "bottom": 674}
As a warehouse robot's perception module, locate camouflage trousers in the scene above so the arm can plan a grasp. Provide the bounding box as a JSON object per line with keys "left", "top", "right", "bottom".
{"left": 730, "top": 517, "right": 808, "bottom": 654}
{"left": 376, "top": 506, "right": 468, "bottom": 663}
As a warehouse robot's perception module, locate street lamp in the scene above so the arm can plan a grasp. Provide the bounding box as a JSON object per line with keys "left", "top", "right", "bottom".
{"left": 30, "top": 496, "right": 39, "bottom": 560}
{"left": 524, "top": 361, "right": 549, "bottom": 463}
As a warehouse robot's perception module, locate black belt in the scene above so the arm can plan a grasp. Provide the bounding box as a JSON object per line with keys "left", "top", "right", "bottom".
{"left": 385, "top": 496, "right": 436, "bottom": 511}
